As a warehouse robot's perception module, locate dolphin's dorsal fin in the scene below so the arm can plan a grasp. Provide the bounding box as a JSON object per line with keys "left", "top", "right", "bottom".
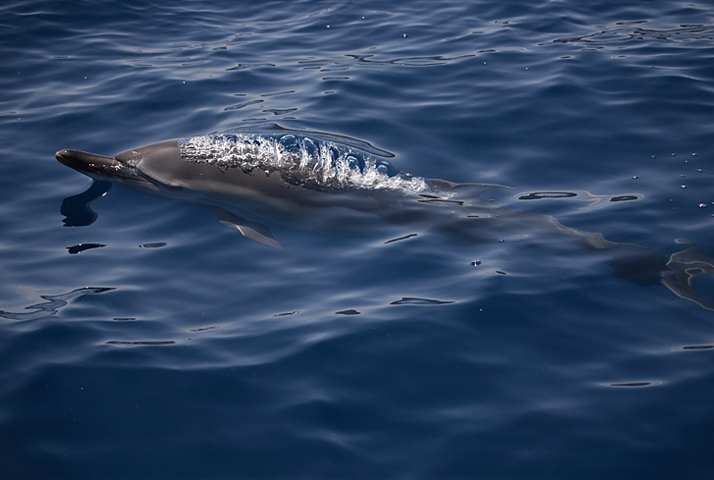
{"left": 212, "top": 209, "right": 285, "bottom": 250}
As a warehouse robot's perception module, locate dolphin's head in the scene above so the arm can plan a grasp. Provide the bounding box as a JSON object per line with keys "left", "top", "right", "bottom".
{"left": 56, "top": 140, "right": 182, "bottom": 191}
{"left": 56, "top": 147, "right": 150, "bottom": 188}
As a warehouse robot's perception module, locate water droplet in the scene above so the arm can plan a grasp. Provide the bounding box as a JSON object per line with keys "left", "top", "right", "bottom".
{"left": 498, "top": 239, "right": 505, "bottom": 243}
{"left": 471, "top": 260, "right": 482, "bottom": 267}
{"left": 699, "top": 204, "right": 707, "bottom": 208}
{"left": 692, "top": 153, "right": 697, "bottom": 156}
{"left": 631, "top": 175, "right": 639, "bottom": 179}
{"left": 402, "top": 33, "right": 408, "bottom": 38}
{"left": 681, "top": 185, "right": 687, "bottom": 189}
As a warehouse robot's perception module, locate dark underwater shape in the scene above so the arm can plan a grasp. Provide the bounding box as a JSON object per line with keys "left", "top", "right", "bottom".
{"left": 390, "top": 297, "right": 456, "bottom": 305}
{"left": 604, "top": 381, "right": 663, "bottom": 388}
{"left": 60, "top": 180, "right": 111, "bottom": 227}
{"left": 139, "top": 242, "right": 167, "bottom": 248}
{"left": 66, "top": 243, "right": 106, "bottom": 254}
{"left": 56, "top": 129, "right": 714, "bottom": 311}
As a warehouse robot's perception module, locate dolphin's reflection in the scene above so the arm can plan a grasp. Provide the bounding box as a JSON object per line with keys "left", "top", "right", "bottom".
{"left": 60, "top": 180, "right": 112, "bottom": 227}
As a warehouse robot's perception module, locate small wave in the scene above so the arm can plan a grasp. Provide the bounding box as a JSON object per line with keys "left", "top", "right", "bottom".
{"left": 390, "top": 297, "right": 455, "bottom": 305}
{"left": 178, "top": 133, "right": 432, "bottom": 194}
{"left": 549, "top": 24, "right": 714, "bottom": 46}
{"left": 0, "top": 287, "right": 115, "bottom": 321}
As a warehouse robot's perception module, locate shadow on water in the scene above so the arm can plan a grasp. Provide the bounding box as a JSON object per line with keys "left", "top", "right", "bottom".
{"left": 60, "top": 180, "right": 111, "bottom": 227}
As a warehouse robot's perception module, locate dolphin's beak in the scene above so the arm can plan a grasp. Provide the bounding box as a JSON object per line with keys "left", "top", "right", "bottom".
{"left": 56, "top": 149, "right": 118, "bottom": 172}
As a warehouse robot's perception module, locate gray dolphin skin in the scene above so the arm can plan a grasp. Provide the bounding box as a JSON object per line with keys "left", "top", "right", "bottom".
{"left": 56, "top": 128, "right": 714, "bottom": 310}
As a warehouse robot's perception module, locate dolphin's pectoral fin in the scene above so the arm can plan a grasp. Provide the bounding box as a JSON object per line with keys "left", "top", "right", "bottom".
{"left": 232, "top": 224, "right": 285, "bottom": 251}
{"left": 212, "top": 209, "right": 285, "bottom": 250}
{"left": 660, "top": 247, "right": 714, "bottom": 311}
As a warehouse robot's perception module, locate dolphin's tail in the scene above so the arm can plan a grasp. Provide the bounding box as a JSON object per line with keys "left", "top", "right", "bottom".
{"left": 660, "top": 247, "right": 714, "bottom": 311}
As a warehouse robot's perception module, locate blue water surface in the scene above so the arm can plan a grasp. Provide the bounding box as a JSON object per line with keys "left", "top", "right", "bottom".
{"left": 1, "top": 1, "right": 714, "bottom": 478}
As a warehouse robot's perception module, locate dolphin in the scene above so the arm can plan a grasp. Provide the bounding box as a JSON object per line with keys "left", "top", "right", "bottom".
{"left": 56, "top": 127, "right": 714, "bottom": 310}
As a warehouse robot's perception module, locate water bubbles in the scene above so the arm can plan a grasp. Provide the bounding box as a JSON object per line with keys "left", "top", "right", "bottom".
{"left": 471, "top": 260, "right": 482, "bottom": 267}
{"left": 681, "top": 185, "right": 687, "bottom": 189}
{"left": 303, "top": 137, "right": 317, "bottom": 157}
{"left": 346, "top": 155, "right": 359, "bottom": 170}
{"left": 631, "top": 175, "right": 639, "bottom": 179}
{"left": 329, "top": 146, "right": 340, "bottom": 161}
{"left": 278, "top": 134, "right": 296, "bottom": 147}
{"left": 699, "top": 204, "right": 707, "bottom": 208}
{"left": 178, "top": 133, "right": 432, "bottom": 194}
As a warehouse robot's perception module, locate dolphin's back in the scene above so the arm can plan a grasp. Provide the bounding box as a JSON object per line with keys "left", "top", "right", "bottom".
{"left": 176, "top": 133, "right": 433, "bottom": 195}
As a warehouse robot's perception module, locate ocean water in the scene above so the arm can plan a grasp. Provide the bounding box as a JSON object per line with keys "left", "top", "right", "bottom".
{"left": 2, "top": 0, "right": 714, "bottom": 478}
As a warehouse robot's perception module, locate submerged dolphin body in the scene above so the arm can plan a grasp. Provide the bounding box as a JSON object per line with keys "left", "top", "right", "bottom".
{"left": 56, "top": 129, "right": 714, "bottom": 310}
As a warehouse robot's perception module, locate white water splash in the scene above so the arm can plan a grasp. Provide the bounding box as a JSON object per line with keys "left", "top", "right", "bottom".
{"left": 178, "top": 133, "right": 433, "bottom": 194}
